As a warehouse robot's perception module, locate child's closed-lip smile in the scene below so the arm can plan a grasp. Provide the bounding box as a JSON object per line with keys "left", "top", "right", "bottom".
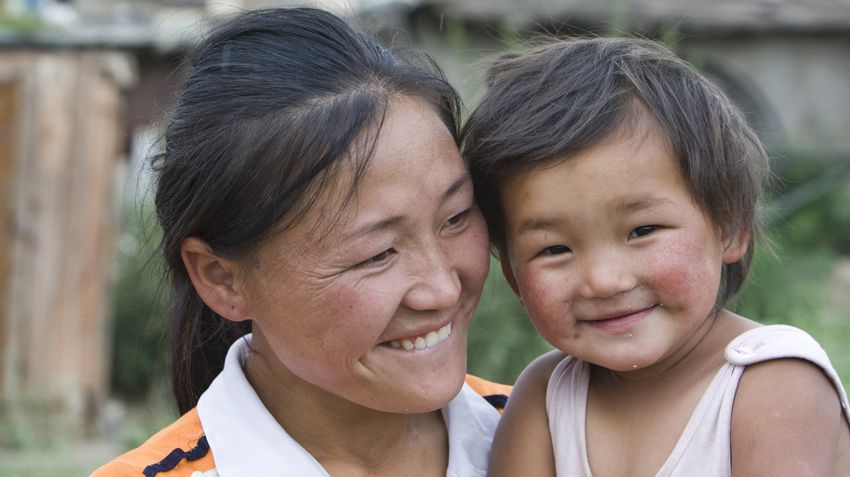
{"left": 581, "top": 305, "right": 657, "bottom": 334}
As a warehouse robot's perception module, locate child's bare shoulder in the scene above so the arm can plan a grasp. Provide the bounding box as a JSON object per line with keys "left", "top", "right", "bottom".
{"left": 730, "top": 329, "right": 848, "bottom": 475}
{"left": 735, "top": 355, "right": 842, "bottom": 411}
{"left": 515, "top": 349, "right": 568, "bottom": 391}
{"left": 488, "top": 350, "right": 566, "bottom": 477}
{"left": 499, "top": 349, "right": 566, "bottom": 416}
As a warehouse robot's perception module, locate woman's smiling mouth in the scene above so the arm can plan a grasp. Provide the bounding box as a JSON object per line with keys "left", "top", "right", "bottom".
{"left": 385, "top": 322, "right": 453, "bottom": 351}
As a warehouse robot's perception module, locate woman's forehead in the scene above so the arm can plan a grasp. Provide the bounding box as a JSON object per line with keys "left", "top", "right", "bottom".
{"left": 260, "top": 97, "right": 467, "bottom": 250}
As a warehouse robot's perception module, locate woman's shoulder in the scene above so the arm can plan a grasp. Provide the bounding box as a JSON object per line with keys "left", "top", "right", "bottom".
{"left": 465, "top": 374, "right": 513, "bottom": 414}
{"left": 465, "top": 374, "right": 512, "bottom": 396}
{"left": 90, "top": 408, "right": 216, "bottom": 477}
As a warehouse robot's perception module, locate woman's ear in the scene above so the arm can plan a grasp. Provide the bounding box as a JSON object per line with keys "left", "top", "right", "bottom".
{"left": 722, "top": 226, "right": 751, "bottom": 264}
{"left": 181, "top": 237, "right": 252, "bottom": 322}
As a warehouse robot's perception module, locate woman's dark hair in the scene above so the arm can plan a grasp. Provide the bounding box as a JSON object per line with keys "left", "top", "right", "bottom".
{"left": 154, "top": 7, "right": 462, "bottom": 413}
{"left": 462, "top": 37, "right": 770, "bottom": 309}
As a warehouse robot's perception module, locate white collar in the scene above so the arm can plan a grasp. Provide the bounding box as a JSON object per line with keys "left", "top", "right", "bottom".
{"left": 197, "top": 334, "right": 500, "bottom": 477}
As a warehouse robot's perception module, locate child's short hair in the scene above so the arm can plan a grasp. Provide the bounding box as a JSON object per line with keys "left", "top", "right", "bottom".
{"left": 462, "top": 37, "right": 770, "bottom": 307}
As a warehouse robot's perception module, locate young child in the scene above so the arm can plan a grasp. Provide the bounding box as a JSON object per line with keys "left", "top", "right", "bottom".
{"left": 463, "top": 38, "right": 850, "bottom": 476}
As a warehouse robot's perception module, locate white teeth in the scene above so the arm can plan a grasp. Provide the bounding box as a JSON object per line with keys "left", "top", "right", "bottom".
{"left": 388, "top": 322, "right": 453, "bottom": 352}
{"left": 439, "top": 323, "right": 451, "bottom": 340}
{"left": 425, "top": 331, "right": 439, "bottom": 347}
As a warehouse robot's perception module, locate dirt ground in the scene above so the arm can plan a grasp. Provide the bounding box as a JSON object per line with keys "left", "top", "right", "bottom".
{"left": 0, "top": 440, "right": 121, "bottom": 476}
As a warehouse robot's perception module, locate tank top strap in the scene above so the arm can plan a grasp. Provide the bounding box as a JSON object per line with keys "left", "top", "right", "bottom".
{"left": 724, "top": 324, "right": 849, "bottom": 422}
{"left": 546, "top": 356, "right": 593, "bottom": 477}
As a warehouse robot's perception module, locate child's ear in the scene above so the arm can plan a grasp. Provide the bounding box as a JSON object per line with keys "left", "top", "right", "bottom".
{"left": 722, "top": 226, "right": 751, "bottom": 264}
{"left": 181, "top": 237, "right": 251, "bottom": 322}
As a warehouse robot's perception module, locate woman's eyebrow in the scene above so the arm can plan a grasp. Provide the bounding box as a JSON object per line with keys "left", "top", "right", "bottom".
{"left": 343, "top": 173, "right": 470, "bottom": 242}
{"left": 343, "top": 216, "right": 403, "bottom": 241}
{"left": 444, "top": 173, "right": 471, "bottom": 200}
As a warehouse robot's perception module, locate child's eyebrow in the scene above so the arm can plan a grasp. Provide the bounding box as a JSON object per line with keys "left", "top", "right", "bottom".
{"left": 514, "top": 217, "right": 564, "bottom": 237}
{"left": 512, "top": 197, "right": 674, "bottom": 237}
{"left": 612, "top": 197, "right": 673, "bottom": 214}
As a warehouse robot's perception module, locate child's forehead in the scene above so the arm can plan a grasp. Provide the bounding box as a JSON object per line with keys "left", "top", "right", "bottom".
{"left": 507, "top": 116, "right": 676, "bottom": 180}
{"left": 499, "top": 123, "right": 695, "bottom": 216}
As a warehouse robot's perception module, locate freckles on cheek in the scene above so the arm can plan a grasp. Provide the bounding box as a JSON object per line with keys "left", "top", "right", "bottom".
{"left": 332, "top": 286, "right": 368, "bottom": 323}
{"left": 516, "top": 276, "right": 562, "bottom": 332}
{"left": 336, "top": 280, "right": 400, "bottom": 341}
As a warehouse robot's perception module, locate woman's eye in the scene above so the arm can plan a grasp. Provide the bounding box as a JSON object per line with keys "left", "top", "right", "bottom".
{"left": 359, "top": 249, "right": 396, "bottom": 268}
{"left": 444, "top": 208, "right": 471, "bottom": 229}
{"left": 629, "top": 225, "right": 658, "bottom": 239}
{"left": 541, "top": 245, "right": 571, "bottom": 256}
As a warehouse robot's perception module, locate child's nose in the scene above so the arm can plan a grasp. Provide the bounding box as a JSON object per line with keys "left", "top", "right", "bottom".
{"left": 576, "top": 253, "right": 637, "bottom": 299}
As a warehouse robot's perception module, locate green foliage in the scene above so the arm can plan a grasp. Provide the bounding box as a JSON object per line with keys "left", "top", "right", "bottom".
{"left": 0, "top": 13, "right": 40, "bottom": 33}
{"left": 735, "top": 179, "right": 850, "bottom": 390}
{"left": 467, "top": 257, "right": 552, "bottom": 384}
{"left": 735, "top": 244, "right": 835, "bottom": 324}
{"left": 117, "top": 380, "right": 178, "bottom": 450}
{"left": 605, "top": 0, "right": 631, "bottom": 37}
{"left": 785, "top": 160, "right": 850, "bottom": 244}
{"left": 109, "top": 206, "right": 171, "bottom": 401}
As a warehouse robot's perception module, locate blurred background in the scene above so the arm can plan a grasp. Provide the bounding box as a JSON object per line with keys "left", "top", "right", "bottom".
{"left": 0, "top": 0, "right": 848, "bottom": 474}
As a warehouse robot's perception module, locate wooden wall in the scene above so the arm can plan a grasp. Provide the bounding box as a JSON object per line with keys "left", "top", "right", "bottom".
{"left": 0, "top": 49, "right": 133, "bottom": 435}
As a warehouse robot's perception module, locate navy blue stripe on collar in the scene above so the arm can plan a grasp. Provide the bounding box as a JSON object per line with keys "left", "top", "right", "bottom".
{"left": 143, "top": 435, "right": 210, "bottom": 477}
{"left": 483, "top": 394, "right": 508, "bottom": 410}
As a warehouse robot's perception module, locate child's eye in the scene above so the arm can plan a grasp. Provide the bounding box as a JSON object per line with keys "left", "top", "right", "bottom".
{"left": 540, "top": 245, "right": 571, "bottom": 256}
{"left": 629, "top": 225, "right": 659, "bottom": 239}
{"left": 359, "top": 249, "right": 396, "bottom": 268}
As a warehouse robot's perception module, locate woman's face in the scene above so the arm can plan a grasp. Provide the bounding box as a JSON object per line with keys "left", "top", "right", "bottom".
{"left": 241, "top": 96, "right": 490, "bottom": 413}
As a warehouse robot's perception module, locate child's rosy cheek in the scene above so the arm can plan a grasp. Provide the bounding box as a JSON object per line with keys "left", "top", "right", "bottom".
{"left": 646, "top": 240, "right": 722, "bottom": 306}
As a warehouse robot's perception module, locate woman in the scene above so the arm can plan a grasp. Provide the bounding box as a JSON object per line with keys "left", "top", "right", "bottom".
{"left": 92, "top": 7, "right": 509, "bottom": 477}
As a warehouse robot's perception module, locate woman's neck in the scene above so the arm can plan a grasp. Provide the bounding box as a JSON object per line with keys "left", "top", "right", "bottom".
{"left": 243, "top": 331, "right": 449, "bottom": 475}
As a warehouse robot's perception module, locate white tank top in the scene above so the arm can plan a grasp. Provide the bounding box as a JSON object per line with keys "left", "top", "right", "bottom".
{"left": 545, "top": 325, "right": 850, "bottom": 476}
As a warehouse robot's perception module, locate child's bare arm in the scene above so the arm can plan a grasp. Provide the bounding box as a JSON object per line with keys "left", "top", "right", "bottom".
{"left": 488, "top": 350, "right": 565, "bottom": 477}
{"left": 731, "top": 358, "right": 846, "bottom": 476}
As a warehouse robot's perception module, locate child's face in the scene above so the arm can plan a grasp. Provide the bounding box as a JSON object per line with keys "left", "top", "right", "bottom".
{"left": 499, "top": 123, "right": 747, "bottom": 374}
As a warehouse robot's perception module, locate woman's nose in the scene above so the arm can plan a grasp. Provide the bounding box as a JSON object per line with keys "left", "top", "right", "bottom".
{"left": 402, "top": 246, "right": 462, "bottom": 311}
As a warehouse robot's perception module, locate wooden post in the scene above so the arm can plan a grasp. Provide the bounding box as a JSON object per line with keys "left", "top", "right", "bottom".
{"left": 0, "top": 49, "right": 134, "bottom": 437}
{"left": 0, "top": 81, "right": 16, "bottom": 404}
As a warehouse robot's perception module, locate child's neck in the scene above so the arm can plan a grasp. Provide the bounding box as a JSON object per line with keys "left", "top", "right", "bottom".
{"left": 585, "top": 311, "right": 759, "bottom": 477}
